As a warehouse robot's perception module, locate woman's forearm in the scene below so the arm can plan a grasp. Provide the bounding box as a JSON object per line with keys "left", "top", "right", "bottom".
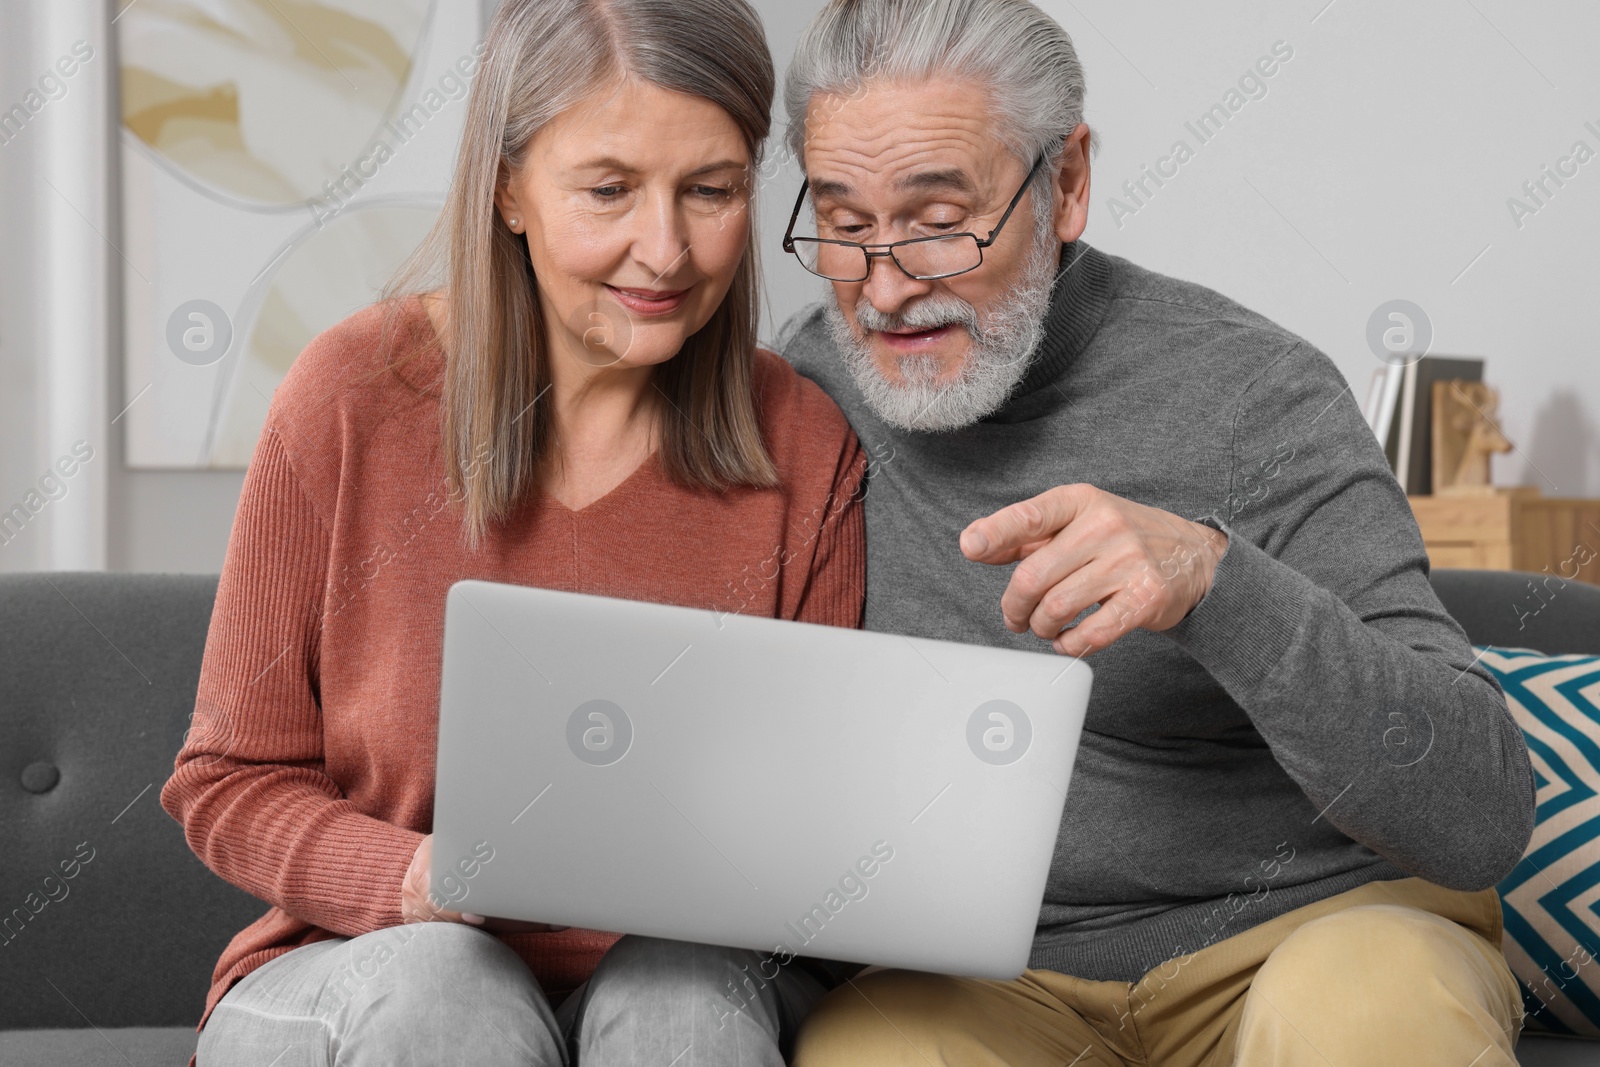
{"left": 163, "top": 756, "right": 423, "bottom": 934}
{"left": 159, "top": 420, "right": 421, "bottom": 933}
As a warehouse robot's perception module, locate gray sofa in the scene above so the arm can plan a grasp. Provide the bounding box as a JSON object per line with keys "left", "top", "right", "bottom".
{"left": 3, "top": 570, "right": 1599, "bottom": 1065}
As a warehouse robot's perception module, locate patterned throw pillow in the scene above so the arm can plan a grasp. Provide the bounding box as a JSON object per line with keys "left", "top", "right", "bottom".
{"left": 1481, "top": 646, "right": 1600, "bottom": 1037}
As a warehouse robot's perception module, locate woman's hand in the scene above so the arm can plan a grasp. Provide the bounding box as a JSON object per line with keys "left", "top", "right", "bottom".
{"left": 402, "top": 834, "right": 483, "bottom": 924}
{"left": 400, "top": 834, "right": 567, "bottom": 933}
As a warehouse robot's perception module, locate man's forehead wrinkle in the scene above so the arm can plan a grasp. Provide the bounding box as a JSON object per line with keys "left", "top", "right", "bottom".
{"left": 811, "top": 138, "right": 982, "bottom": 171}
{"left": 806, "top": 86, "right": 994, "bottom": 157}
{"left": 806, "top": 140, "right": 999, "bottom": 205}
{"left": 809, "top": 117, "right": 991, "bottom": 154}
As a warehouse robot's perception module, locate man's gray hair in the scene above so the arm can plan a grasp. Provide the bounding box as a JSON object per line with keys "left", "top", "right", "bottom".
{"left": 784, "top": 0, "right": 1095, "bottom": 223}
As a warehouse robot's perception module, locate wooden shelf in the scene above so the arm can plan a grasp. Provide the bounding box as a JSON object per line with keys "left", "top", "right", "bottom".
{"left": 1409, "top": 489, "right": 1600, "bottom": 585}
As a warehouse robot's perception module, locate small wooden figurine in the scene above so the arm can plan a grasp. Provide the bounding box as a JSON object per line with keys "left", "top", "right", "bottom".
{"left": 1432, "top": 380, "right": 1512, "bottom": 494}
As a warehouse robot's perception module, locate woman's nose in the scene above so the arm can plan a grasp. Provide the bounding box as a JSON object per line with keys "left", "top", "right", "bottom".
{"left": 630, "top": 192, "right": 692, "bottom": 284}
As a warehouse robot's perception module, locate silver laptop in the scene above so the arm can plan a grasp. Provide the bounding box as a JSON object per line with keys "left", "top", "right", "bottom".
{"left": 432, "top": 579, "right": 1092, "bottom": 979}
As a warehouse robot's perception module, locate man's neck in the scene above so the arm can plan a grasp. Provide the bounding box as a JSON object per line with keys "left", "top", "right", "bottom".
{"left": 1001, "top": 241, "right": 1115, "bottom": 407}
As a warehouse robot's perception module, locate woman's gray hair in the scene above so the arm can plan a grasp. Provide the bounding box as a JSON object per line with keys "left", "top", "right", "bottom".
{"left": 387, "top": 0, "right": 780, "bottom": 548}
{"left": 784, "top": 0, "right": 1095, "bottom": 230}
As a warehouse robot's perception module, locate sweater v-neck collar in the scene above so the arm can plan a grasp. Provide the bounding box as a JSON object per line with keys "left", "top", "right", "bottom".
{"left": 539, "top": 449, "right": 661, "bottom": 517}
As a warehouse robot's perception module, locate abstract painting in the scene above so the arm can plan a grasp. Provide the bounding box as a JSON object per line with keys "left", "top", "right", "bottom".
{"left": 119, "top": 0, "right": 489, "bottom": 467}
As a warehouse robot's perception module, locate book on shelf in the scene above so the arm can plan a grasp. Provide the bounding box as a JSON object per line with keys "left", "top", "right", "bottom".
{"left": 1362, "top": 356, "right": 1485, "bottom": 495}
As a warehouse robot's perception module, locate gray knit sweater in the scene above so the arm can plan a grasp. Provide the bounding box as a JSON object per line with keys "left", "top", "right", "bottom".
{"left": 778, "top": 242, "right": 1537, "bottom": 983}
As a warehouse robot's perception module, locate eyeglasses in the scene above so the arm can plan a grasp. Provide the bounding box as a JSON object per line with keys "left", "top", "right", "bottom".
{"left": 782, "top": 155, "right": 1046, "bottom": 283}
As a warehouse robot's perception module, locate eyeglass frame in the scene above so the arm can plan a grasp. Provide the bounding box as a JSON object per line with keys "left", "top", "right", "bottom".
{"left": 781, "top": 154, "right": 1048, "bottom": 282}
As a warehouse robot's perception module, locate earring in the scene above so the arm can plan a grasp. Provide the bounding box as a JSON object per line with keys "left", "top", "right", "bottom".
{"left": 508, "top": 217, "right": 520, "bottom": 231}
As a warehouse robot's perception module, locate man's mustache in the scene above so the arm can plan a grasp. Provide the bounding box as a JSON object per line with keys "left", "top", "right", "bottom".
{"left": 853, "top": 296, "right": 981, "bottom": 338}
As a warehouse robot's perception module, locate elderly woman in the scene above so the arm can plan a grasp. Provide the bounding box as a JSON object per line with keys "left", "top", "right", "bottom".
{"left": 161, "top": 1, "right": 864, "bottom": 1064}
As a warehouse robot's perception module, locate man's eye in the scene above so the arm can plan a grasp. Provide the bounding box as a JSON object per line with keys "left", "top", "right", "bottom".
{"left": 691, "top": 185, "right": 732, "bottom": 200}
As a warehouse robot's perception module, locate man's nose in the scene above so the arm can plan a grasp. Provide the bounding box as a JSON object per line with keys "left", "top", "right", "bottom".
{"left": 861, "top": 251, "right": 934, "bottom": 316}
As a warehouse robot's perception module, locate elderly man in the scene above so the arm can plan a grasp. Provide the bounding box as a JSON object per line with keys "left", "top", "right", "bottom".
{"left": 771, "top": 0, "right": 1536, "bottom": 1064}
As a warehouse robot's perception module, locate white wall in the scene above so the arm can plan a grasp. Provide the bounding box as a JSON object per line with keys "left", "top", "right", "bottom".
{"left": 0, "top": 0, "right": 112, "bottom": 573}
{"left": 0, "top": 6, "right": 45, "bottom": 570}
{"left": 1, "top": 0, "right": 1595, "bottom": 574}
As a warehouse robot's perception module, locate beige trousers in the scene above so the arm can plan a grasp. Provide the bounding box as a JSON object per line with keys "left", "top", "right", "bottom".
{"left": 793, "top": 876, "right": 1523, "bottom": 1067}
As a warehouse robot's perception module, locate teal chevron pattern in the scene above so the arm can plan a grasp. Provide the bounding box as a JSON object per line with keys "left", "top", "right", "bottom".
{"left": 1481, "top": 646, "right": 1600, "bottom": 1037}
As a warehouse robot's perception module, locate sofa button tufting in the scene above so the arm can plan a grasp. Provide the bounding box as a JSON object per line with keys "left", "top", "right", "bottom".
{"left": 21, "top": 761, "right": 60, "bottom": 793}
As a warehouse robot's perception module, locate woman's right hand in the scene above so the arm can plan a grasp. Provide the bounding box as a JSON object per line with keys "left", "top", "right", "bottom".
{"left": 402, "top": 834, "right": 483, "bottom": 925}
{"left": 401, "top": 834, "right": 567, "bottom": 933}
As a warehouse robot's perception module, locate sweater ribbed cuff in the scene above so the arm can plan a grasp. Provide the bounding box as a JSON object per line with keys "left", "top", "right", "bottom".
{"left": 1164, "top": 529, "right": 1313, "bottom": 695}
{"left": 242, "top": 789, "right": 427, "bottom": 934}
{"left": 296, "top": 811, "right": 424, "bottom": 932}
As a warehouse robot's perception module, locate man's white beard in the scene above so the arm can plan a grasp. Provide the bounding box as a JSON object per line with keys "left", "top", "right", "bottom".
{"left": 822, "top": 226, "right": 1059, "bottom": 432}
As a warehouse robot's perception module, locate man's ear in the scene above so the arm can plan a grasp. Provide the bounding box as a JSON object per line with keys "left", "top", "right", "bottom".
{"left": 1052, "top": 123, "right": 1093, "bottom": 245}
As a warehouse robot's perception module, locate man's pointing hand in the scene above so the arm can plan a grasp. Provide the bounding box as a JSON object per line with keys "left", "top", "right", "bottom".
{"left": 960, "top": 484, "right": 1229, "bottom": 657}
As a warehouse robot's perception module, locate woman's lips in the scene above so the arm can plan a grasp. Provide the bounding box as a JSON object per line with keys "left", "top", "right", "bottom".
{"left": 607, "top": 285, "right": 690, "bottom": 317}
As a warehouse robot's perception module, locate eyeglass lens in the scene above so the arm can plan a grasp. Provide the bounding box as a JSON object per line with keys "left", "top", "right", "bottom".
{"left": 793, "top": 234, "right": 983, "bottom": 282}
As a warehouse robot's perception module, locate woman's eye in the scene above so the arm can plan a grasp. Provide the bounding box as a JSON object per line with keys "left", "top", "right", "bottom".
{"left": 690, "top": 185, "right": 732, "bottom": 200}
{"left": 591, "top": 185, "right": 626, "bottom": 200}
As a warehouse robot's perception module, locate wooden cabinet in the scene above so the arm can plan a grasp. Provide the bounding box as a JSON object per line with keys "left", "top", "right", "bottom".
{"left": 1409, "top": 489, "right": 1600, "bottom": 585}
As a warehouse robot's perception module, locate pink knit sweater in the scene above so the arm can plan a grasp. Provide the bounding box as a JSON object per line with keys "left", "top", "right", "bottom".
{"left": 161, "top": 298, "right": 866, "bottom": 1031}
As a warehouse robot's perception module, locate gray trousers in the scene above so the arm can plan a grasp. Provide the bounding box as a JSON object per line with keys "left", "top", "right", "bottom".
{"left": 195, "top": 923, "right": 828, "bottom": 1066}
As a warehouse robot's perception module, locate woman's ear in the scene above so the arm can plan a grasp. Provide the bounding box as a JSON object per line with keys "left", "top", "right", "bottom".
{"left": 493, "top": 168, "right": 525, "bottom": 233}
